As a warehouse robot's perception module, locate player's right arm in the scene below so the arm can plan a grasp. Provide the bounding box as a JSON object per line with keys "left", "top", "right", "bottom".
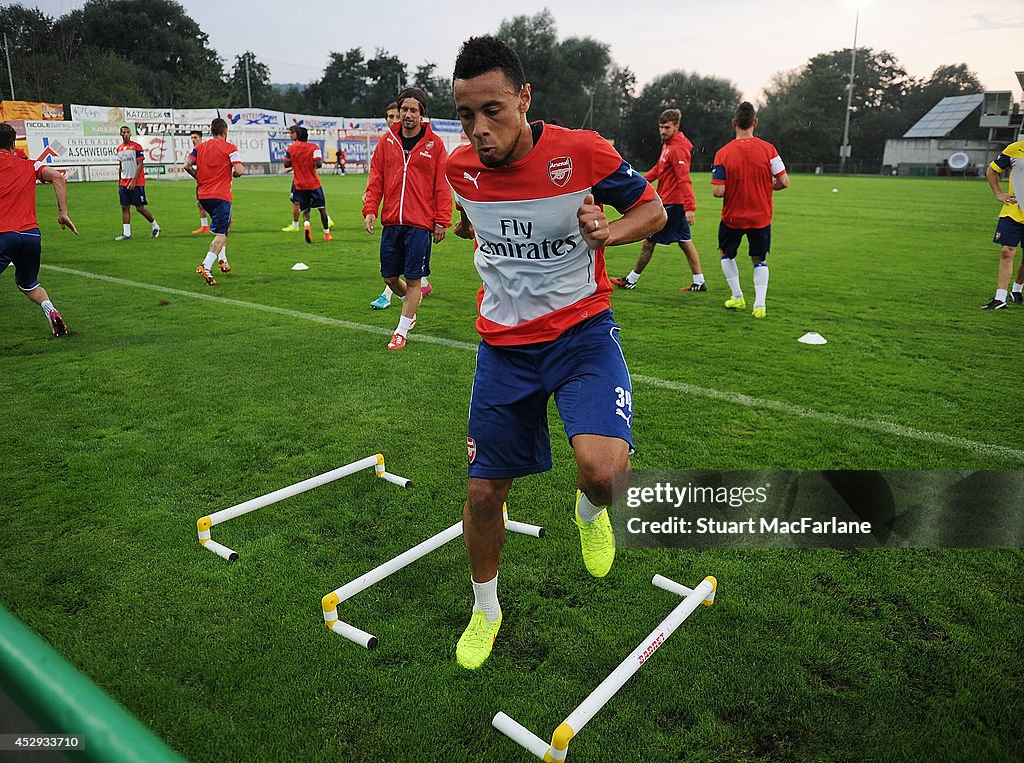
{"left": 988, "top": 155, "right": 1017, "bottom": 205}
{"left": 184, "top": 150, "right": 198, "bottom": 178}
{"left": 711, "top": 153, "right": 726, "bottom": 198}
{"left": 362, "top": 138, "right": 386, "bottom": 231}
{"left": 38, "top": 165, "right": 78, "bottom": 234}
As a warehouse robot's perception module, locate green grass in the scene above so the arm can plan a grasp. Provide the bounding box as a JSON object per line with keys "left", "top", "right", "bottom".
{"left": 1, "top": 173, "right": 1022, "bottom": 762}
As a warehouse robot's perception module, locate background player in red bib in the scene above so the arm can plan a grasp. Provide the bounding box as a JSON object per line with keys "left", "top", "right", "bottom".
{"left": 284, "top": 126, "right": 332, "bottom": 243}
{"left": 184, "top": 118, "right": 244, "bottom": 285}
{"left": 114, "top": 125, "right": 160, "bottom": 241}
{"left": 447, "top": 36, "right": 665, "bottom": 669}
{"left": 711, "top": 101, "right": 789, "bottom": 318}
{"left": 611, "top": 108, "right": 706, "bottom": 292}
{"left": 0, "top": 123, "right": 77, "bottom": 337}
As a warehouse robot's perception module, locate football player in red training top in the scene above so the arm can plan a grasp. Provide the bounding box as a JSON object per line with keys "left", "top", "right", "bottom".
{"left": 284, "top": 126, "right": 332, "bottom": 243}
{"left": 189, "top": 130, "right": 211, "bottom": 234}
{"left": 114, "top": 125, "right": 160, "bottom": 241}
{"left": 185, "top": 118, "right": 244, "bottom": 285}
{"left": 0, "top": 122, "right": 77, "bottom": 336}
{"left": 446, "top": 36, "right": 666, "bottom": 669}
{"left": 611, "top": 108, "right": 707, "bottom": 292}
{"left": 711, "top": 101, "right": 789, "bottom": 319}
{"left": 369, "top": 101, "right": 435, "bottom": 309}
{"left": 362, "top": 87, "right": 451, "bottom": 349}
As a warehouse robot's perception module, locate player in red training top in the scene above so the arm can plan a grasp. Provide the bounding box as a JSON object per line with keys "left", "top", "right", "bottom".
{"left": 362, "top": 87, "right": 451, "bottom": 349}
{"left": 611, "top": 108, "right": 707, "bottom": 292}
{"left": 446, "top": 36, "right": 665, "bottom": 670}
{"left": 284, "top": 126, "right": 332, "bottom": 243}
{"left": 0, "top": 122, "right": 77, "bottom": 337}
{"left": 368, "top": 101, "right": 435, "bottom": 309}
{"left": 184, "top": 118, "right": 244, "bottom": 285}
{"left": 189, "top": 130, "right": 211, "bottom": 234}
{"left": 114, "top": 125, "right": 160, "bottom": 241}
{"left": 711, "top": 101, "right": 789, "bottom": 318}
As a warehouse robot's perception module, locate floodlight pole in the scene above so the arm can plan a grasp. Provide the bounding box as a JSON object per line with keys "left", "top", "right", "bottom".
{"left": 838, "top": 7, "right": 859, "bottom": 175}
{"left": 3, "top": 32, "right": 14, "bottom": 101}
{"left": 244, "top": 53, "right": 253, "bottom": 108}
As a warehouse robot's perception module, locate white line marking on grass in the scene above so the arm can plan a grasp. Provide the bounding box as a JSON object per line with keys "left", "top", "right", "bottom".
{"left": 47, "top": 265, "right": 1024, "bottom": 463}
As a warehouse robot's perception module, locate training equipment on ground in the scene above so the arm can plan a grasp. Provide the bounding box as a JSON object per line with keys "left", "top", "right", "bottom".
{"left": 492, "top": 574, "right": 716, "bottom": 761}
{"left": 798, "top": 332, "right": 827, "bottom": 345}
{"left": 321, "top": 504, "right": 544, "bottom": 650}
{"left": 291, "top": 262, "right": 309, "bottom": 271}
{"left": 196, "top": 454, "right": 410, "bottom": 562}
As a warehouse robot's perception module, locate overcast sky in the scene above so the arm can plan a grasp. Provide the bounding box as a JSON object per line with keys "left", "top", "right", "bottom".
{"left": 28, "top": 0, "right": 1024, "bottom": 104}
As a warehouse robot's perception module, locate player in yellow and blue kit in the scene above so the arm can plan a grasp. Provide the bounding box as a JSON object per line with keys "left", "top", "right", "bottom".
{"left": 982, "top": 141, "right": 1024, "bottom": 309}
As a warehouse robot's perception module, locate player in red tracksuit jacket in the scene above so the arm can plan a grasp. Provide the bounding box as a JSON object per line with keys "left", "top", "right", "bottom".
{"left": 610, "top": 108, "right": 707, "bottom": 292}
{"left": 362, "top": 86, "right": 452, "bottom": 350}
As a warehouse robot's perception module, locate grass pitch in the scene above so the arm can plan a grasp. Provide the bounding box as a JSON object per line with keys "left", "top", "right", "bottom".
{"left": 1, "top": 172, "right": 1021, "bottom": 762}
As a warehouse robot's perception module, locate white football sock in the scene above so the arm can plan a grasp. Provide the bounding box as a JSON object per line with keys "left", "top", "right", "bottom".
{"left": 1012, "top": 283, "right": 1023, "bottom": 294}
{"left": 396, "top": 314, "right": 414, "bottom": 337}
{"left": 203, "top": 252, "right": 217, "bottom": 270}
{"left": 40, "top": 299, "right": 55, "bottom": 317}
{"left": 472, "top": 574, "right": 501, "bottom": 622}
{"left": 753, "top": 264, "right": 769, "bottom": 308}
{"left": 200, "top": 216, "right": 208, "bottom": 227}
{"left": 721, "top": 257, "right": 741, "bottom": 298}
{"left": 996, "top": 288, "right": 1008, "bottom": 302}
{"left": 626, "top": 270, "right": 641, "bottom": 284}
{"left": 382, "top": 286, "right": 394, "bottom": 300}
{"left": 576, "top": 491, "right": 605, "bottom": 523}
{"left": 218, "top": 245, "right": 227, "bottom": 264}
{"left": 123, "top": 224, "right": 131, "bottom": 236}
{"left": 422, "top": 277, "right": 431, "bottom": 287}
{"left": 693, "top": 273, "right": 706, "bottom": 285}
{"left": 151, "top": 219, "right": 160, "bottom": 230}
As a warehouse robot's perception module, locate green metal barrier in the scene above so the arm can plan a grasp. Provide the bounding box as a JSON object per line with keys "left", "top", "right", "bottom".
{"left": 0, "top": 605, "right": 186, "bottom": 762}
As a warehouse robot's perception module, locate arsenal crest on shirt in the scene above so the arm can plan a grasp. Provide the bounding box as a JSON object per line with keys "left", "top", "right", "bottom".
{"left": 548, "top": 157, "right": 572, "bottom": 187}
{"left": 467, "top": 437, "right": 477, "bottom": 464}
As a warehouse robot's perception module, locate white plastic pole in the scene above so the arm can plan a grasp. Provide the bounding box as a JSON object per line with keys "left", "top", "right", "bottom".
{"left": 506, "top": 520, "right": 545, "bottom": 538}
{"left": 208, "top": 455, "right": 379, "bottom": 526}
{"left": 562, "top": 578, "right": 715, "bottom": 736}
{"left": 201, "top": 539, "right": 238, "bottom": 562}
{"left": 379, "top": 471, "right": 412, "bottom": 489}
{"left": 330, "top": 521, "right": 464, "bottom": 604}
{"left": 652, "top": 574, "right": 694, "bottom": 597}
{"left": 492, "top": 712, "right": 549, "bottom": 759}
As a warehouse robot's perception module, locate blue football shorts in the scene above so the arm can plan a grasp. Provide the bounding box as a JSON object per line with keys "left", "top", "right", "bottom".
{"left": 380, "top": 225, "right": 431, "bottom": 279}
{"left": 467, "top": 310, "right": 634, "bottom": 480}
{"left": 199, "top": 198, "right": 232, "bottom": 236}
{"left": 0, "top": 229, "right": 42, "bottom": 291}
{"left": 718, "top": 222, "right": 771, "bottom": 260}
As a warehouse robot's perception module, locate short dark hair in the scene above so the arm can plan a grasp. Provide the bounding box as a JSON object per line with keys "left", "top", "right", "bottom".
{"left": 189, "top": 130, "right": 202, "bottom": 138}
{"left": 295, "top": 126, "right": 309, "bottom": 141}
{"left": 659, "top": 108, "right": 681, "bottom": 125}
{"left": 211, "top": 117, "right": 227, "bottom": 136}
{"left": 0, "top": 122, "right": 16, "bottom": 150}
{"left": 120, "top": 124, "right": 130, "bottom": 131}
{"left": 734, "top": 102, "right": 756, "bottom": 130}
{"left": 396, "top": 86, "right": 429, "bottom": 117}
{"left": 453, "top": 36, "right": 526, "bottom": 91}
{"left": 385, "top": 101, "right": 398, "bottom": 112}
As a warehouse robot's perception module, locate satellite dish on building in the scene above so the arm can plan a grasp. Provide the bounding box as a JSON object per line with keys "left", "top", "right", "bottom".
{"left": 948, "top": 152, "right": 970, "bottom": 171}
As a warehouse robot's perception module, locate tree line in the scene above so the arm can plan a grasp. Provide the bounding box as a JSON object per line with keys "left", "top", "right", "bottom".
{"left": 3, "top": 1, "right": 986, "bottom": 171}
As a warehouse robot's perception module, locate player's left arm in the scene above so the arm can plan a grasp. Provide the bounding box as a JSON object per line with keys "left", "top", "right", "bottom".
{"left": 582, "top": 142, "right": 666, "bottom": 248}
{"left": 184, "top": 152, "right": 197, "bottom": 178}
{"left": 711, "top": 156, "right": 726, "bottom": 198}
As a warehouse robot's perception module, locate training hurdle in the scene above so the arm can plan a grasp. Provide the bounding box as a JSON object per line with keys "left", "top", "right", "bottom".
{"left": 492, "top": 574, "right": 717, "bottom": 761}
{"left": 196, "top": 453, "right": 410, "bottom": 562}
{"left": 322, "top": 505, "right": 545, "bottom": 649}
